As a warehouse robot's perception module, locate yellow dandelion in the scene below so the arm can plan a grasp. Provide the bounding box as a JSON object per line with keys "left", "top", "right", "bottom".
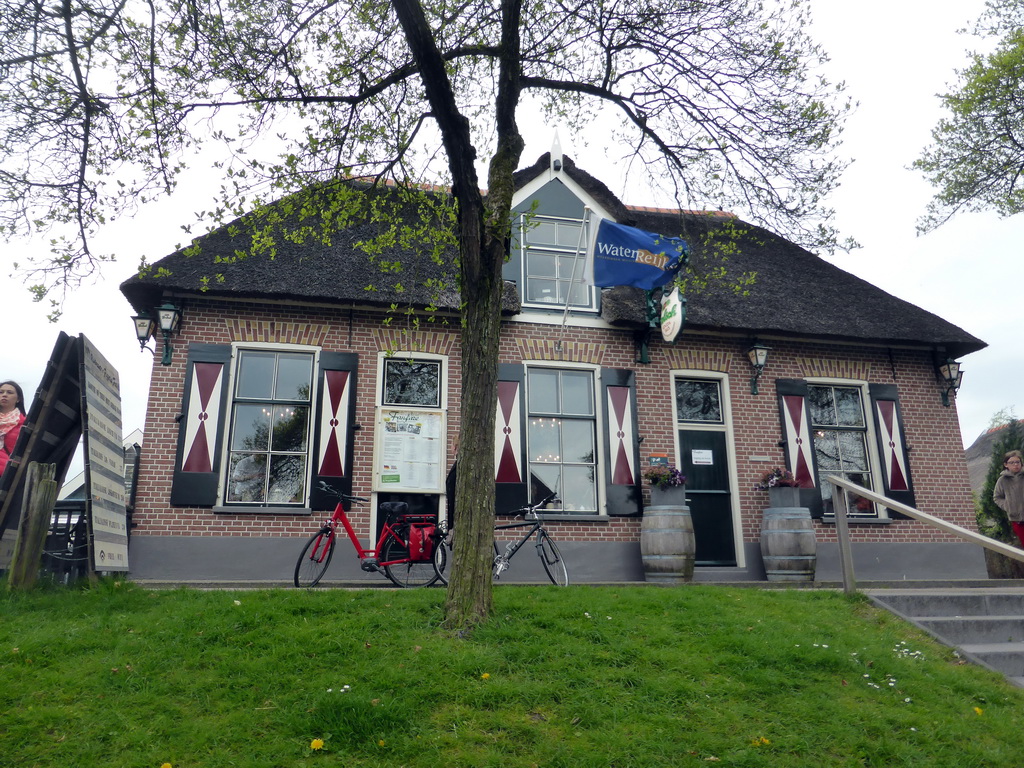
{"left": 310, "top": 738, "right": 324, "bottom": 750}
{"left": 378, "top": 739, "right": 386, "bottom": 747}
{"left": 161, "top": 763, "right": 173, "bottom": 768}
{"left": 974, "top": 707, "right": 984, "bottom": 716}
{"left": 481, "top": 673, "right": 490, "bottom": 679}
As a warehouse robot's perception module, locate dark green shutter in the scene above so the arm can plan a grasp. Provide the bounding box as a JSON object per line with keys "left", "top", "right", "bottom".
{"left": 775, "top": 379, "right": 823, "bottom": 518}
{"left": 869, "top": 383, "right": 915, "bottom": 518}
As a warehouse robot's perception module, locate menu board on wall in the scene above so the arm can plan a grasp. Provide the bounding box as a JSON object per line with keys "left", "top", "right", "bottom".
{"left": 376, "top": 410, "right": 443, "bottom": 491}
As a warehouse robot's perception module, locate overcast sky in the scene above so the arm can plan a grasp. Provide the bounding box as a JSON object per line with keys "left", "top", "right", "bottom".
{"left": 2, "top": 0, "right": 1016, "bottom": 456}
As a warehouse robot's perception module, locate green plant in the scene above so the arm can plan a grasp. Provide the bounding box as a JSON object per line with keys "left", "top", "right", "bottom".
{"left": 755, "top": 467, "right": 799, "bottom": 490}
{"left": 977, "top": 420, "right": 1023, "bottom": 542}
{"left": 642, "top": 464, "right": 686, "bottom": 488}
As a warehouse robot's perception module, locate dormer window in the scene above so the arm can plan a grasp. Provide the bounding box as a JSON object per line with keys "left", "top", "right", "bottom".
{"left": 519, "top": 215, "right": 595, "bottom": 311}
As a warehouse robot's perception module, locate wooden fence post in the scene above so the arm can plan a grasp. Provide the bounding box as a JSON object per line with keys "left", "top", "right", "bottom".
{"left": 7, "top": 462, "right": 58, "bottom": 591}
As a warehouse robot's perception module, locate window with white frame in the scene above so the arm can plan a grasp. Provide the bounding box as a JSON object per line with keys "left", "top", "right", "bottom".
{"left": 225, "top": 350, "right": 313, "bottom": 506}
{"left": 382, "top": 358, "right": 441, "bottom": 408}
{"left": 527, "top": 367, "right": 597, "bottom": 513}
{"left": 520, "top": 215, "right": 594, "bottom": 310}
{"left": 808, "top": 384, "right": 877, "bottom": 517}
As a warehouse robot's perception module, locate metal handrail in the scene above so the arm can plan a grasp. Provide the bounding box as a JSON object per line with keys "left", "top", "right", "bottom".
{"left": 825, "top": 475, "right": 1024, "bottom": 594}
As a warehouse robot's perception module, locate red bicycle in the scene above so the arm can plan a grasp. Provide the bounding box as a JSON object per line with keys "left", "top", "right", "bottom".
{"left": 293, "top": 482, "right": 446, "bottom": 588}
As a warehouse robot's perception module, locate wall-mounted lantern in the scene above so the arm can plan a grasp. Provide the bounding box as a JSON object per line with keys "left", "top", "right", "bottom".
{"left": 937, "top": 358, "right": 964, "bottom": 407}
{"left": 747, "top": 341, "right": 771, "bottom": 395}
{"left": 131, "top": 302, "right": 183, "bottom": 366}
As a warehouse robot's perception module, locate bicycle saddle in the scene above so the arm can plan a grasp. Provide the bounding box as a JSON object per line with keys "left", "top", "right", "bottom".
{"left": 379, "top": 501, "right": 410, "bottom": 520}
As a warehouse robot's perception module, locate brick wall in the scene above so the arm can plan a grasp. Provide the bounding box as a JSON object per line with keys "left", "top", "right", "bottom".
{"left": 133, "top": 299, "right": 974, "bottom": 548}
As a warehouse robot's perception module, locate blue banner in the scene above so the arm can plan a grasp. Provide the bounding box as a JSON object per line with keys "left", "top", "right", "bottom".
{"left": 589, "top": 219, "right": 688, "bottom": 290}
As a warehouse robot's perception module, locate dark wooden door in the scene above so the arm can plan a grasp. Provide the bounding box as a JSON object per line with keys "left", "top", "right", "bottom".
{"left": 678, "top": 429, "right": 736, "bottom": 566}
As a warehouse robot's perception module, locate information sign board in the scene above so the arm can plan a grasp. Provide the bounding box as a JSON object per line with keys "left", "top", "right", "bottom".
{"left": 376, "top": 410, "right": 443, "bottom": 491}
{"left": 81, "top": 337, "right": 128, "bottom": 571}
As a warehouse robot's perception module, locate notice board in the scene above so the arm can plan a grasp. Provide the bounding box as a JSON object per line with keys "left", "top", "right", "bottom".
{"left": 375, "top": 409, "right": 443, "bottom": 492}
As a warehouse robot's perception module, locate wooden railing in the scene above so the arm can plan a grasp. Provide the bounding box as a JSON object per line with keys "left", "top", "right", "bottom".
{"left": 826, "top": 475, "right": 1024, "bottom": 594}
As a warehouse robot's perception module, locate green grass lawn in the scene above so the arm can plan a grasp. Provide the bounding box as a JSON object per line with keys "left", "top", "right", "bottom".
{"left": 3, "top": 581, "right": 1023, "bottom": 767}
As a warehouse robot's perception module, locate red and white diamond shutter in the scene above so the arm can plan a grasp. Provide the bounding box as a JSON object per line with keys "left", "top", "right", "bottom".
{"left": 869, "top": 383, "right": 915, "bottom": 515}
{"left": 775, "top": 379, "right": 823, "bottom": 517}
{"left": 171, "top": 344, "right": 232, "bottom": 506}
{"left": 309, "top": 352, "right": 359, "bottom": 510}
{"left": 494, "top": 364, "right": 528, "bottom": 512}
{"left": 602, "top": 368, "right": 641, "bottom": 516}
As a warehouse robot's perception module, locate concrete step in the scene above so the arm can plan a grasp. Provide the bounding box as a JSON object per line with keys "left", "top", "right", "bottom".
{"left": 867, "top": 588, "right": 1024, "bottom": 689}
{"left": 869, "top": 591, "right": 1024, "bottom": 618}
{"left": 958, "top": 642, "right": 1024, "bottom": 676}
{"left": 914, "top": 616, "right": 1024, "bottom": 644}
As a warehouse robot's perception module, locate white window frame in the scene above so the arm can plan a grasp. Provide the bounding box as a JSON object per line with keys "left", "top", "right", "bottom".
{"left": 372, "top": 352, "right": 449, "bottom": 499}
{"left": 671, "top": 370, "right": 744, "bottom": 568}
{"left": 805, "top": 378, "right": 887, "bottom": 520}
{"left": 380, "top": 356, "right": 445, "bottom": 409}
{"left": 525, "top": 361, "right": 603, "bottom": 515}
{"left": 220, "top": 342, "right": 321, "bottom": 507}
{"left": 519, "top": 214, "right": 596, "bottom": 313}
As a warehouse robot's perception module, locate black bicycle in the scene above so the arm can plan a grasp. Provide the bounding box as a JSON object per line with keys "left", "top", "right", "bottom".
{"left": 434, "top": 492, "right": 569, "bottom": 586}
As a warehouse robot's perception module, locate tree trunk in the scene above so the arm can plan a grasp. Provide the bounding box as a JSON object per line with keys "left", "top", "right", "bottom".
{"left": 392, "top": 0, "right": 525, "bottom": 630}
{"left": 983, "top": 546, "right": 1024, "bottom": 579}
{"left": 443, "top": 239, "right": 505, "bottom": 629}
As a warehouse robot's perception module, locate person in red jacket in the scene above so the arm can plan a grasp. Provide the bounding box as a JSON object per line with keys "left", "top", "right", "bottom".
{"left": 0, "top": 380, "right": 26, "bottom": 476}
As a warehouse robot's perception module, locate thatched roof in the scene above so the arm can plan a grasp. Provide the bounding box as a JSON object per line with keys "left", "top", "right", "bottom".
{"left": 518, "top": 154, "right": 985, "bottom": 357}
{"left": 121, "top": 181, "right": 521, "bottom": 316}
{"left": 122, "top": 155, "right": 985, "bottom": 357}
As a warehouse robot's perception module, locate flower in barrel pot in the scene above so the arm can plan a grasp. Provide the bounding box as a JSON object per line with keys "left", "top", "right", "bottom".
{"left": 755, "top": 467, "right": 800, "bottom": 508}
{"left": 644, "top": 464, "right": 686, "bottom": 506}
{"left": 755, "top": 468, "right": 815, "bottom": 581}
{"left": 640, "top": 464, "right": 694, "bottom": 582}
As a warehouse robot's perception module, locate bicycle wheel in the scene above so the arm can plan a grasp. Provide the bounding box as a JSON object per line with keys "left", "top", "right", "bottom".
{"left": 536, "top": 531, "right": 569, "bottom": 586}
{"left": 294, "top": 530, "right": 336, "bottom": 588}
{"left": 433, "top": 534, "right": 450, "bottom": 586}
{"left": 431, "top": 534, "right": 448, "bottom": 586}
{"left": 382, "top": 532, "right": 439, "bottom": 588}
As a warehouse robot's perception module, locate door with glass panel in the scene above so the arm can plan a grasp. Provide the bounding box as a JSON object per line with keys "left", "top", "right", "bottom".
{"left": 675, "top": 377, "right": 736, "bottom": 565}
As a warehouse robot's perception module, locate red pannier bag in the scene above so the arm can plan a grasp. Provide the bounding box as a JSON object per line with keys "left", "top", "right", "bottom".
{"left": 406, "top": 521, "right": 436, "bottom": 562}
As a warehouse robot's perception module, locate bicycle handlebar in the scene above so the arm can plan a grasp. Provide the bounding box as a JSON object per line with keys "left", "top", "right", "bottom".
{"left": 511, "top": 492, "right": 560, "bottom": 519}
{"left": 317, "top": 481, "right": 368, "bottom": 504}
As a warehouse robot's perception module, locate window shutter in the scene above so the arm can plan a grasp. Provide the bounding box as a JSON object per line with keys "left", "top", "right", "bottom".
{"left": 494, "top": 364, "right": 528, "bottom": 513}
{"left": 602, "top": 368, "right": 641, "bottom": 516}
{"left": 171, "top": 344, "right": 232, "bottom": 507}
{"left": 309, "top": 352, "right": 359, "bottom": 511}
{"left": 869, "top": 383, "right": 915, "bottom": 518}
{"left": 775, "top": 379, "right": 824, "bottom": 518}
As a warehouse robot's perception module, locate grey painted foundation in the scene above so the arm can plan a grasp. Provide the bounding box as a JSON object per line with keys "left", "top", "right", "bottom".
{"left": 125, "top": 536, "right": 990, "bottom": 585}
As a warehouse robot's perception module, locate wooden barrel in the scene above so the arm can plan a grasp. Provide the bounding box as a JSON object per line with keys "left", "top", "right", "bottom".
{"left": 760, "top": 507, "right": 816, "bottom": 582}
{"left": 641, "top": 505, "right": 695, "bottom": 583}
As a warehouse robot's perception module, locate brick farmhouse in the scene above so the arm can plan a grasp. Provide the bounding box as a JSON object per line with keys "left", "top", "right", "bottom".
{"left": 120, "top": 153, "right": 988, "bottom": 583}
